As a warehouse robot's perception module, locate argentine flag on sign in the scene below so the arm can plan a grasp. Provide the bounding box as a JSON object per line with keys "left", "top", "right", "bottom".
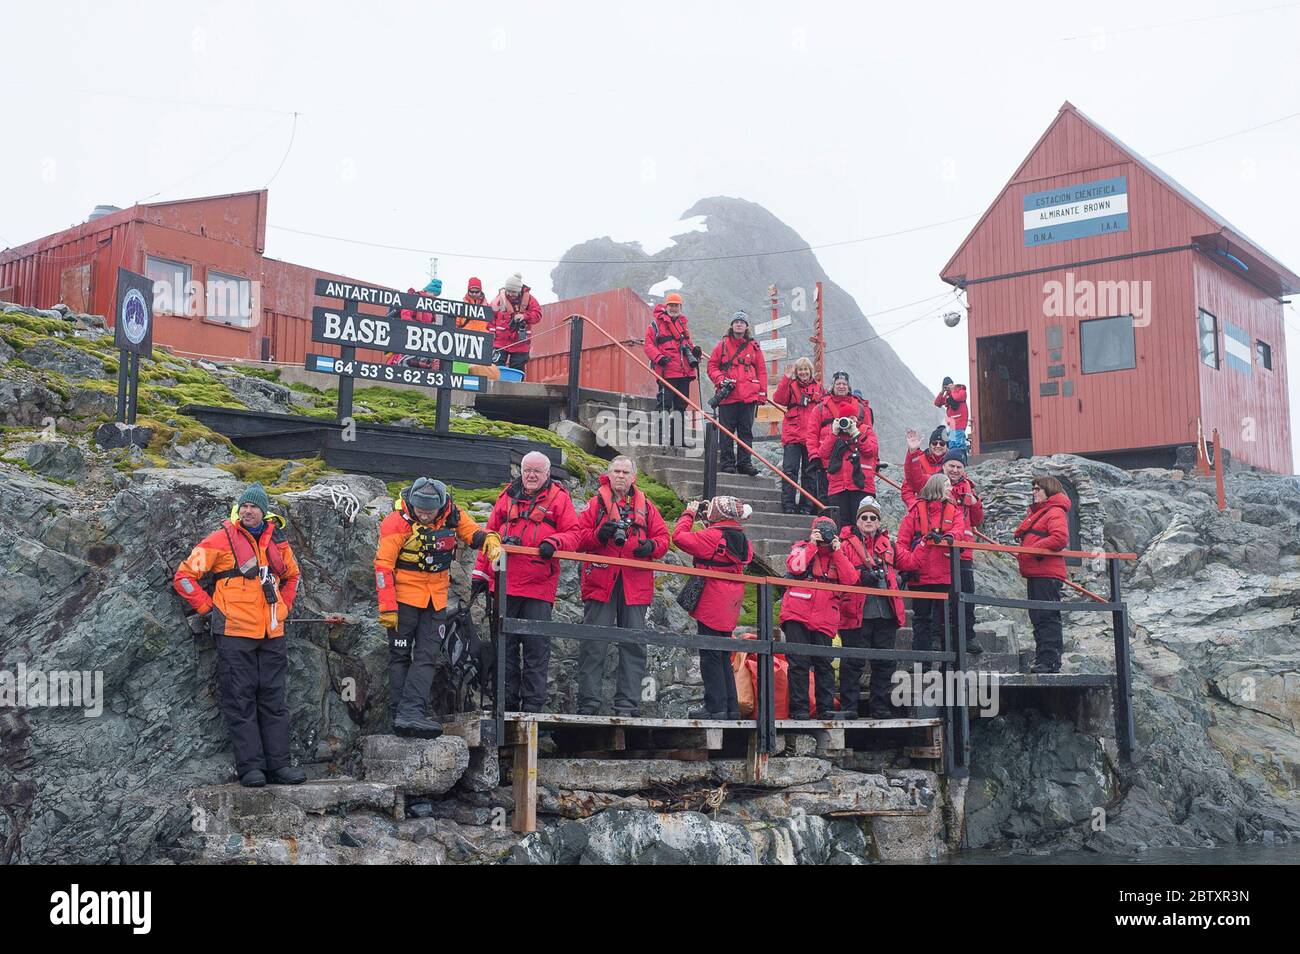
{"left": 1223, "top": 321, "right": 1252, "bottom": 375}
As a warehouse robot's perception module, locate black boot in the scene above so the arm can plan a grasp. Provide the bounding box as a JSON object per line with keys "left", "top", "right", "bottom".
{"left": 721, "top": 465, "right": 737, "bottom": 474}
{"left": 689, "top": 706, "right": 728, "bottom": 720}
{"left": 394, "top": 714, "right": 444, "bottom": 739}
{"left": 965, "top": 637, "right": 984, "bottom": 656}
{"left": 267, "top": 766, "right": 307, "bottom": 785}
{"left": 239, "top": 769, "right": 267, "bottom": 788}
{"left": 737, "top": 463, "right": 760, "bottom": 476}
{"left": 1030, "top": 654, "right": 1060, "bottom": 674}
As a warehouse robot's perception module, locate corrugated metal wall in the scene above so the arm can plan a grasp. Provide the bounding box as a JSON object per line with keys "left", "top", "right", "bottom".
{"left": 530, "top": 288, "right": 659, "bottom": 396}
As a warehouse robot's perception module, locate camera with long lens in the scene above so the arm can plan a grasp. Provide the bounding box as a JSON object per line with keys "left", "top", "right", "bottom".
{"left": 680, "top": 342, "right": 700, "bottom": 369}
{"left": 611, "top": 518, "right": 630, "bottom": 548}
{"left": 709, "top": 378, "right": 737, "bottom": 409}
{"left": 258, "top": 566, "right": 279, "bottom": 605}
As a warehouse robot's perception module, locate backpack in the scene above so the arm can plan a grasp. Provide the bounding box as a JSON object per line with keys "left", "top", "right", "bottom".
{"left": 438, "top": 599, "right": 495, "bottom": 711}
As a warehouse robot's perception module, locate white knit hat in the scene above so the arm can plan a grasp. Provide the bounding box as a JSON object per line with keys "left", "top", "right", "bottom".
{"left": 504, "top": 272, "right": 524, "bottom": 294}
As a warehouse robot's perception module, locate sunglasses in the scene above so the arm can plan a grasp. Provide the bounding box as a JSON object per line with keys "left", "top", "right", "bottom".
{"left": 858, "top": 514, "right": 879, "bottom": 522}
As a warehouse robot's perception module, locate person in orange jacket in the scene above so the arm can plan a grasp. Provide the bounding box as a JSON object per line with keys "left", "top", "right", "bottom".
{"left": 174, "top": 482, "right": 305, "bottom": 788}
{"left": 375, "top": 477, "right": 501, "bottom": 738}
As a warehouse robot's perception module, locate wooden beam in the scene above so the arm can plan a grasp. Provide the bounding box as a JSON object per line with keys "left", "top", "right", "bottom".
{"left": 746, "top": 732, "right": 768, "bottom": 783}
{"left": 511, "top": 721, "right": 538, "bottom": 834}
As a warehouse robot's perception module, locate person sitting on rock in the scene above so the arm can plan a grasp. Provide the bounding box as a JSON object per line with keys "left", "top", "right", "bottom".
{"left": 173, "top": 482, "right": 306, "bottom": 788}
{"left": 471, "top": 451, "right": 579, "bottom": 712}
{"left": 376, "top": 477, "right": 500, "bottom": 739}
{"left": 1013, "top": 475, "right": 1072, "bottom": 673}
{"left": 671, "top": 495, "right": 754, "bottom": 719}
{"left": 549, "top": 456, "right": 670, "bottom": 716}
{"left": 902, "top": 425, "right": 949, "bottom": 509}
{"left": 781, "top": 514, "right": 857, "bottom": 720}
{"left": 772, "top": 356, "right": 825, "bottom": 514}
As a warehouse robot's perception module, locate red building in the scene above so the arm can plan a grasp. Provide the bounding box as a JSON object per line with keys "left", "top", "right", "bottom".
{"left": 0, "top": 190, "right": 391, "bottom": 365}
{"left": 942, "top": 103, "right": 1297, "bottom": 474}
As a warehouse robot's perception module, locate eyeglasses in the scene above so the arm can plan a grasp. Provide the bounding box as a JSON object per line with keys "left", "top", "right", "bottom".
{"left": 858, "top": 514, "right": 879, "bottom": 522}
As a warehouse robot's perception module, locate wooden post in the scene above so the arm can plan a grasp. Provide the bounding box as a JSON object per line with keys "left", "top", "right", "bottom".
{"left": 1109, "top": 559, "right": 1136, "bottom": 763}
{"left": 767, "top": 284, "right": 780, "bottom": 436}
{"left": 566, "top": 314, "right": 584, "bottom": 422}
{"left": 813, "top": 281, "right": 824, "bottom": 387}
{"left": 1212, "top": 428, "right": 1226, "bottom": 511}
{"left": 511, "top": 720, "right": 538, "bottom": 833}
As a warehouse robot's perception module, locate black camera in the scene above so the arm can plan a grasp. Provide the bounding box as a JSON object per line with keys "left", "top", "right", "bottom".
{"left": 709, "top": 378, "right": 737, "bottom": 409}
{"left": 509, "top": 315, "right": 529, "bottom": 339}
{"left": 861, "top": 566, "right": 883, "bottom": 588}
{"left": 680, "top": 343, "right": 700, "bottom": 369}
{"left": 611, "top": 518, "right": 630, "bottom": 548}
{"left": 813, "top": 518, "right": 837, "bottom": 544}
{"left": 501, "top": 535, "right": 523, "bottom": 546}
{"left": 258, "top": 566, "right": 279, "bottom": 605}
{"left": 799, "top": 393, "right": 811, "bottom": 407}
{"left": 925, "top": 530, "right": 954, "bottom": 545}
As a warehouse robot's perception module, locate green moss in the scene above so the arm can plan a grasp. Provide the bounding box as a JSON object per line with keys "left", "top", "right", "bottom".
{"left": 450, "top": 416, "right": 608, "bottom": 481}
{"left": 636, "top": 473, "right": 684, "bottom": 522}
{"left": 219, "top": 455, "right": 334, "bottom": 495}
{"left": 237, "top": 366, "right": 282, "bottom": 383}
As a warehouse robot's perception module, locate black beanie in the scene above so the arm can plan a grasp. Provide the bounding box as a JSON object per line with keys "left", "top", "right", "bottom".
{"left": 929, "top": 426, "right": 947, "bottom": 445}
{"left": 942, "top": 376, "right": 954, "bottom": 387}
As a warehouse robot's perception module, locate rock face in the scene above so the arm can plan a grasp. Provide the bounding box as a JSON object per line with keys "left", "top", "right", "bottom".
{"left": 551, "top": 196, "right": 941, "bottom": 465}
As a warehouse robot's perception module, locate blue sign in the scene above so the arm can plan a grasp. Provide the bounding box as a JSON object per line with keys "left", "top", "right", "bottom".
{"left": 1024, "top": 176, "right": 1128, "bottom": 247}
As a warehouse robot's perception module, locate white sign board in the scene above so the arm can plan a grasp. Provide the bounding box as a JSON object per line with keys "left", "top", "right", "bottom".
{"left": 758, "top": 337, "right": 787, "bottom": 358}
{"left": 754, "top": 315, "right": 792, "bottom": 335}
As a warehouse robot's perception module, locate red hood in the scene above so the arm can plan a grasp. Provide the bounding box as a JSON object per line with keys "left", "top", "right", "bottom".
{"left": 1031, "top": 492, "right": 1071, "bottom": 514}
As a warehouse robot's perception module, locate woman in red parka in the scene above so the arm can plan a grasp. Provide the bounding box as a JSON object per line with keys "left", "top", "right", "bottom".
{"left": 706, "top": 311, "right": 767, "bottom": 476}
{"left": 489, "top": 272, "right": 543, "bottom": 375}
{"left": 780, "top": 514, "right": 857, "bottom": 720}
{"left": 1013, "top": 475, "right": 1072, "bottom": 673}
{"left": 836, "top": 496, "right": 907, "bottom": 719}
{"left": 895, "top": 473, "right": 967, "bottom": 664}
{"left": 672, "top": 495, "right": 753, "bottom": 719}
{"left": 817, "top": 372, "right": 878, "bottom": 529}
{"left": 644, "top": 292, "right": 702, "bottom": 448}
{"left": 772, "top": 357, "right": 825, "bottom": 515}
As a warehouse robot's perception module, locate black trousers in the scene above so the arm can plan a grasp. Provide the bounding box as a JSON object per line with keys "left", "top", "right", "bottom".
{"left": 781, "top": 443, "right": 819, "bottom": 512}
{"left": 804, "top": 459, "right": 826, "bottom": 510}
{"left": 577, "top": 575, "right": 649, "bottom": 714}
{"left": 503, "top": 595, "right": 553, "bottom": 711}
{"left": 959, "top": 559, "right": 978, "bottom": 644}
{"left": 828, "top": 490, "right": 863, "bottom": 530}
{"left": 502, "top": 349, "right": 529, "bottom": 374}
{"left": 657, "top": 376, "right": 693, "bottom": 447}
{"left": 697, "top": 622, "right": 739, "bottom": 717}
{"left": 839, "top": 618, "right": 899, "bottom": 717}
{"left": 215, "top": 633, "right": 290, "bottom": 777}
{"left": 784, "top": 620, "right": 835, "bottom": 718}
{"left": 1027, "top": 577, "right": 1063, "bottom": 660}
{"left": 717, "top": 401, "right": 756, "bottom": 469}
{"left": 909, "top": 583, "right": 952, "bottom": 664}
{"left": 388, "top": 602, "right": 447, "bottom": 723}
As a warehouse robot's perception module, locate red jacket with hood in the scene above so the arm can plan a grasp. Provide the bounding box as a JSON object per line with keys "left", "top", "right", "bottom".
{"left": 902, "top": 447, "right": 946, "bottom": 508}
{"left": 643, "top": 306, "right": 700, "bottom": 380}
{"left": 895, "top": 498, "right": 968, "bottom": 586}
{"left": 772, "top": 375, "right": 825, "bottom": 447}
{"left": 707, "top": 334, "right": 768, "bottom": 405}
{"left": 1013, "top": 492, "right": 1072, "bottom": 580}
{"left": 779, "top": 536, "right": 857, "bottom": 637}
{"left": 819, "top": 422, "right": 879, "bottom": 496}
{"left": 489, "top": 286, "right": 543, "bottom": 354}
{"left": 672, "top": 513, "right": 752, "bottom": 632}
{"left": 549, "top": 475, "right": 670, "bottom": 605}
{"left": 949, "top": 474, "right": 984, "bottom": 562}
{"left": 836, "top": 527, "right": 906, "bottom": 628}
{"left": 471, "top": 478, "right": 579, "bottom": 600}
{"left": 936, "top": 384, "right": 968, "bottom": 431}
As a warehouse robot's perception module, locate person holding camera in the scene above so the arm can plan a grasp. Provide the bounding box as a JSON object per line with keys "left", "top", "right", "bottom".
{"left": 549, "top": 457, "right": 670, "bottom": 715}
{"left": 835, "top": 497, "right": 907, "bottom": 719}
{"left": 174, "top": 482, "right": 305, "bottom": 788}
{"left": 942, "top": 449, "right": 984, "bottom": 655}
{"left": 1013, "top": 475, "right": 1072, "bottom": 673}
{"left": 902, "top": 425, "right": 950, "bottom": 508}
{"left": 935, "top": 376, "right": 969, "bottom": 452}
{"left": 772, "top": 357, "right": 825, "bottom": 514}
{"left": 781, "top": 515, "right": 857, "bottom": 720}
{"left": 894, "top": 473, "right": 968, "bottom": 665}
{"left": 707, "top": 311, "right": 768, "bottom": 475}
{"left": 672, "top": 495, "right": 754, "bottom": 719}
{"left": 489, "top": 272, "right": 543, "bottom": 375}
{"left": 817, "top": 372, "right": 878, "bottom": 529}
{"left": 471, "top": 451, "right": 578, "bottom": 712}
{"left": 643, "top": 292, "right": 703, "bottom": 448}
{"left": 375, "top": 478, "right": 501, "bottom": 739}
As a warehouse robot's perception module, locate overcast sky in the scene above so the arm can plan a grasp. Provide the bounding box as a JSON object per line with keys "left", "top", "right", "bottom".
{"left": 4, "top": 0, "right": 1299, "bottom": 468}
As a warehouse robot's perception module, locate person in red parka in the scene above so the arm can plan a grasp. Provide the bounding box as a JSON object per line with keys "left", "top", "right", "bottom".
{"left": 936, "top": 376, "right": 969, "bottom": 452}
{"left": 817, "top": 371, "right": 878, "bottom": 529}
{"left": 470, "top": 451, "right": 579, "bottom": 711}
{"left": 384, "top": 281, "right": 440, "bottom": 369}
{"left": 781, "top": 514, "right": 857, "bottom": 720}
{"left": 902, "top": 425, "right": 949, "bottom": 509}
{"left": 672, "top": 495, "right": 754, "bottom": 719}
{"left": 772, "top": 357, "right": 825, "bottom": 514}
{"left": 942, "top": 449, "right": 984, "bottom": 656}
{"left": 895, "top": 473, "right": 968, "bottom": 664}
{"left": 644, "top": 292, "right": 703, "bottom": 448}
{"left": 1013, "top": 475, "right": 1072, "bottom": 673}
{"left": 489, "top": 272, "right": 543, "bottom": 375}
{"left": 549, "top": 456, "right": 670, "bottom": 715}
{"left": 836, "top": 496, "right": 907, "bottom": 719}
{"left": 707, "top": 311, "right": 768, "bottom": 475}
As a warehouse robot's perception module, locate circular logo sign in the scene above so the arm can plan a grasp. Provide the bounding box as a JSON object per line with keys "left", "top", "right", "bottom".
{"left": 121, "top": 288, "right": 149, "bottom": 346}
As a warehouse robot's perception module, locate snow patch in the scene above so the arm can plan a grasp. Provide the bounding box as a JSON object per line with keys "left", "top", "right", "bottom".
{"left": 612, "top": 215, "right": 708, "bottom": 256}
{"left": 647, "top": 275, "right": 684, "bottom": 298}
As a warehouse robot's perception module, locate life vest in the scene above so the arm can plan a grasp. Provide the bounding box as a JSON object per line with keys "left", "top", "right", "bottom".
{"left": 594, "top": 484, "right": 648, "bottom": 530}
{"left": 504, "top": 480, "right": 564, "bottom": 533}
{"left": 215, "top": 515, "right": 288, "bottom": 582}
{"left": 913, "top": 500, "right": 958, "bottom": 547}
{"left": 717, "top": 335, "right": 761, "bottom": 371}
{"left": 794, "top": 546, "right": 842, "bottom": 583}
{"left": 651, "top": 313, "right": 691, "bottom": 347}
{"left": 393, "top": 498, "right": 463, "bottom": 574}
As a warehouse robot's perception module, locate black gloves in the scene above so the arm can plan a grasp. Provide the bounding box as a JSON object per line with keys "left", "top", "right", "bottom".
{"left": 538, "top": 540, "right": 556, "bottom": 560}
{"left": 656, "top": 355, "right": 670, "bottom": 367}
{"left": 632, "top": 540, "right": 655, "bottom": 559}
{"left": 692, "top": 345, "right": 703, "bottom": 358}
{"left": 597, "top": 521, "right": 617, "bottom": 543}
{"left": 186, "top": 613, "right": 210, "bottom": 637}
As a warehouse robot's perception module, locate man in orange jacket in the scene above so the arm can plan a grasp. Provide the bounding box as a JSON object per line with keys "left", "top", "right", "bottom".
{"left": 376, "top": 477, "right": 501, "bottom": 738}
{"left": 174, "top": 482, "right": 305, "bottom": 788}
